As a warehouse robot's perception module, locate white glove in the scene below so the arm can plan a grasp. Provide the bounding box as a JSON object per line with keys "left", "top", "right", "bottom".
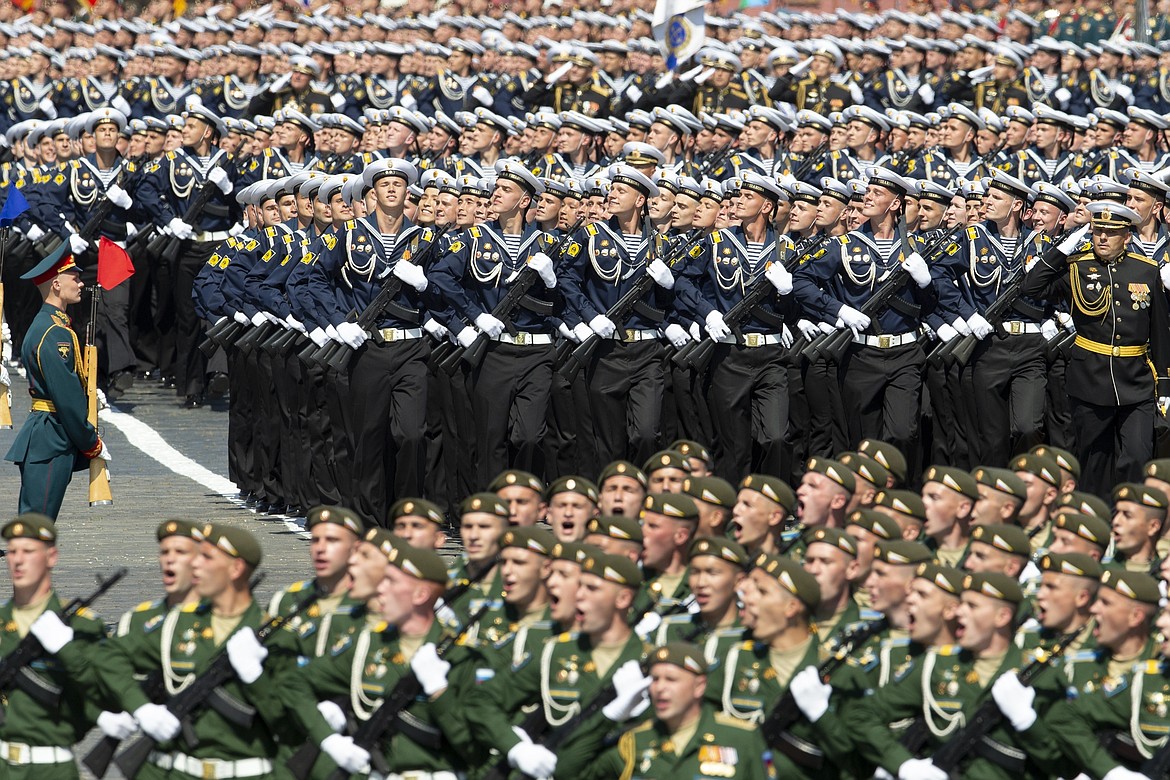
{"left": 228, "top": 222, "right": 246, "bottom": 237}
{"left": 1057, "top": 311, "right": 1075, "bottom": 332}
{"left": 329, "top": 92, "right": 346, "bottom": 110}
{"left": 320, "top": 734, "right": 370, "bottom": 774}
{"left": 797, "top": 319, "right": 820, "bottom": 340}
{"left": 679, "top": 64, "right": 705, "bottom": 82}
{"left": 589, "top": 314, "right": 616, "bottom": 339}
{"left": 508, "top": 728, "right": 558, "bottom": 777}
{"left": 689, "top": 322, "right": 702, "bottom": 341}
{"left": 874, "top": 770, "right": 895, "bottom": 780}
{"left": 1041, "top": 319, "right": 1058, "bottom": 340}
{"left": 25, "top": 224, "right": 45, "bottom": 242}
{"left": 1058, "top": 224, "right": 1090, "bottom": 255}
{"left": 317, "top": 700, "right": 347, "bottom": 732}
{"left": 602, "top": 660, "right": 652, "bottom": 721}
{"left": 398, "top": 92, "right": 418, "bottom": 110}
{"left": 991, "top": 671, "right": 1037, "bottom": 731}
{"left": 790, "top": 665, "right": 831, "bottom": 723}
{"left": 1054, "top": 87, "right": 1072, "bottom": 106}
{"left": 545, "top": 61, "right": 573, "bottom": 84}
{"left": 664, "top": 323, "right": 690, "bottom": 348}
{"left": 225, "top": 629, "right": 267, "bottom": 684}
{"left": 269, "top": 72, "right": 292, "bottom": 93}
{"left": 286, "top": 315, "right": 306, "bottom": 334}
{"left": 234, "top": 311, "right": 250, "bottom": 325}
{"left": 168, "top": 218, "right": 194, "bottom": 240}
{"left": 410, "top": 642, "right": 451, "bottom": 696}
{"left": 208, "top": 167, "right": 232, "bottom": 195}
{"left": 97, "top": 441, "right": 111, "bottom": 462}
{"left": 936, "top": 323, "right": 958, "bottom": 343}
{"left": 790, "top": 57, "right": 814, "bottom": 77}
{"left": 559, "top": 322, "right": 578, "bottom": 342}
{"left": 475, "top": 312, "right": 505, "bottom": 338}
{"left": 250, "top": 312, "right": 267, "bottom": 327}
{"left": 336, "top": 322, "right": 369, "bottom": 349}
{"left": 969, "top": 66, "right": 994, "bottom": 84}
{"left": 424, "top": 318, "right": 448, "bottom": 340}
{"left": 836, "top": 305, "right": 870, "bottom": 330}
{"left": 38, "top": 96, "right": 56, "bottom": 118}
{"left": 967, "top": 313, "right": 994, "bottom": 339}
{"left": 456, "top": 325, "right": 478, "bottom": 349}
{"left": 30, "top": 611, "right": 73, "bottom": 654}
{"left": 69, "top": 234, "right": 88, "bottom": 255}
{"left": 818, "top": 321, "right": 836, "bottom": 335}
{"left": 950, "top": 316, "right": 972, "bottom": 336}
{"left": 133, "top": 703, "right": 180, "bottom": 742}
{"left": 573, "top": 322, "right": 593, "bottom": 342}
{"left": 647, "top": 258, "right": 674, "bottom": 289}
{"left": 107, "top": 184, "right": 132, "bottom": 209}
{"left": 527, "top": 251, "right": 557, "bottom": 288}
{"left": 765, "top": 262, "right": 792, "bottom": 294}
{"left": 0, "top": 365, "right": 8, "bottom": 390}
{"left": 781, "top": 324, "right": 794, "bottom": 349}
{"left": 325, "top": 324, "right": 342, "bottom": 344}
{"left": 393, "top": 260, "right": 429, "bottom": 292}
{"left": 705, "top": 310, "right": 731, "bottom": 340}
{"left": 111, "top": 95, "right": 133, "bottom": 117}
{"left": 626, "top": 85, "right": 643, "bottom": 103}
{"left": 126, "top": 222, "right": 138, "bottom": 239}
{"left": 1117, "top": 83, "right": 1134, "bottom": 104}
{"left": 917, "top": 83, "right": 935, "bottom": 104}
{"left": 309, "top": 327, "right": 327, "bottom": 347}
{"left": 97, "top": 710, "right": 137, "bottom": 740}
{"left": 634, "top": 610, "right": 663, "bottom": 639}
{"left": 693, "top": 68, "right": 715, "bottom": 85}
{"left": 472, "top": 85, "right": 493, "bottom": 106}
{"left": 902, "top": 251, "right": 931, "bottom": 288}
{"left": 654, "top": 72, "right": 675, "bottom": 89}
{"left": 1103, "top": 769, "right": 1152, "bottom": 780}
{"left": 897, "top": 758, "right": 948, "bottom": 780}
{"left": 1160, "top": 264, "right": 1170, "bottom": 292}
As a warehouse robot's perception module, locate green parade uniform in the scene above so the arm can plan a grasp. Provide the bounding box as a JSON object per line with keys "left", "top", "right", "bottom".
{"left": 0, "top": 592, "right": 106, "bottom": 780}
{"left": 4, "top": 291, "right": 103, "bottom": 519}
{"left": 655, "top": 614, "right": 746, "bottom": 670}
{"left": 632, "top": 567, "right": 693, "bottom": 617}
{"left": 480, "top": 607, "right": 564, "bottom": 673}
{"left": 268, "top": 579, "right": 369, "bottom": 661}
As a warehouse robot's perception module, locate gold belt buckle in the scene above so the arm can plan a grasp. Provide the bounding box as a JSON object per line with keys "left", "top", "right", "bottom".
{"left": 625, "top": 329, "right": 635, "bottom": 342}
{"left": 1112, "top": 346, "right": 1121, "bottom": 356}
{"left": 878, "top": 335, "right": 891, "bottom": 348}
{"left": 203, "top": 762, "right": 216, "bottom": 780}
{"left": 515, "top": 333, "right": 527, "bottom": 345}
{"left": 1009, "top": 322, "right": 1021, "bottom": 335}
{"left": 745, "top": 333, "right": 760, "bottom": 347}
{"left": 384, "top": 328, "right": 397, "bottom": 341}
{"left": 8, "top": 744, "right": 20, "bottom": 763}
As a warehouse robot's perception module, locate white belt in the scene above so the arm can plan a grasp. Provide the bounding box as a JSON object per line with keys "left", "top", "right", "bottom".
{"left": 493, "top": 332, "right": 553, "bottom": 345}
{"left": 375, "top": 327, "right": 424, "bottom": 341}
{"left": 375, "top": 772, "right": 460, "bottom": 780}
{"left": 0, "top": 740, "right": 72, "bottom": 765}
{"left": 154, "top": 751, "right": 273, "bottom": 779}
{"left": 852, "top": 331, "right": 918, "bottom": 348}
{"left": 1001, "top": 321, "right": 1042, "bottom": 335}
{"left": 716, "top": 332, "right": 784, "bottom": 347}
{"left": 614, "top": 328, "right": 659, "bottom": 342}
{"left": 194, "top": 230, "right": 231, "bottom": 242}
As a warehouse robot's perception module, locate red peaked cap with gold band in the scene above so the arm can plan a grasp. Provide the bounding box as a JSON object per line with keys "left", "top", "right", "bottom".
{"left": 20, "top": 241, "right": 78, "bottom": 286}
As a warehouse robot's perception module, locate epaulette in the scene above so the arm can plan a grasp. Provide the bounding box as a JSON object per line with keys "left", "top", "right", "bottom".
{"left": 556, "top": 631, "right": 580, "bottom": 643}
{"left": 1146, "top": 659, "right": 1166, "bottom": 674}
{"left": 585, "top": 224, "right": 599, "bottom": 237}
{"left": 935, "top": 644, "right": 961, "bottom": 656}
{"left": 449, "top": 239, "right": 465, "bottom": 253}
{"left": 134, "top": 599, "right": 162, "bottom": 612}
{"left": 711, "top": 230, "right": 722, "bottom": 244}
{"left": 661, "top": 613, "right": 692, "bottom": 627}
{"left": 545, "top": 154, "right": 555, "bottom": 163}
{"left": 837, "top": 235, "right": 849, "bottom": 246}
{"left": 966, "top": 227, "right": 979, "bottom": 240}
{"left": 181, "top": 602, "right": 200, "bottom": 613}
{"left": 286, "top": 579, "right": 313, "bottom": 594}
{"left": 75, "top": 606, "right": 97, "bottom": 620}
{"left": 322, "top": 233, "right": 337, "bottom": 250}
{"left": 374, "top": 620, "right": 390, "bottom": 633}
{"left": 68, "top": 159, "right": 81, "bottom": 170}
{"left": 860, "top": 608, "right": 883, "bottom": 621}
{"left": 344, "top": 219, "right": 357, "bottom": 230}
{"left": 470, "top": 226, "right": 482, "bottom": 238}
{"left": 731, "top": 155, "right": 741, "bottom": 165}
{"left": 244, "top": 238, "right": 260, "bottom": 251}
{"left": 1130, "top": 251, "right": 1159, "bottom": 267}
{"left": 165, "top": 151, "right": 177, "bottom": 160}
{"left": 264, "top": 226, "right": 277, "bottom": 238}
{"left": 714, "top": 711, "right": 758, "bottom": 730}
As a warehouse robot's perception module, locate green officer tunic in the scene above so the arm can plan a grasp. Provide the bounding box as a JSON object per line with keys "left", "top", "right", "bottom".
{"left": 4, "top": 303, "right": 102, "bottom": 519}
{"left": 445, "top": 559, "right": 505, "bottom": 629}
{"left": 655, "top": 613, "right": 746, "bottom": 670}
{"left": 0, "top": 592, "right": 106, "bottom": 780}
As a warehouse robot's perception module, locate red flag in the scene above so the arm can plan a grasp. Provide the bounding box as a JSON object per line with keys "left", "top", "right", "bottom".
{"left": 97, "top": 236, "right": 135, "bottom": 290}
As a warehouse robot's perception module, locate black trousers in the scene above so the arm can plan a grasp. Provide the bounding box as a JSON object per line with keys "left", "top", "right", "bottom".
{"left": 924, "top": 355, "right": 971, "bottom": 469}
{"left": 966, "top": 334, "right": 1046, "bottom": 466}
{"left": 1046, "top": 348, "right": 1076, "bottom": 450}
{"left": 840, "top": 341, "right": 924, "bottom": 458}
{"left": 707, "top": 343, "right": 787, "bottom": 481}
{"left": 472, "top": 341, "right": 554, "bottom": 486}
{"left": 172, "top": 240, "right": 216, "bottom": 397}
{"left": 586, "top": 339, "right": 665, "bottom": 467}
{"left": 547, "top": 365, "right": 597, "bottom": 481}
{"left": 1072, "top": 396, "right": 1154, "bottom": 497}
{"left": 226, "top": 347, "right": 255, "bottom": 492}
{"left": 801, "top": 354, "right": 848, "bottom": 462}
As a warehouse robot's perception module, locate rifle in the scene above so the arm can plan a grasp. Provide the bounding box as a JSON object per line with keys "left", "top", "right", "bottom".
{"left": 760, "top": 618, "right": 888, "bottom": 754}
{"left": 927, "top": 629, "right": 1080, "bottom": 775}
{"left": 313, "top": 223, "right": 455, "bottom": 371}
{"left": 803, "top": 224, "right": 962, "bottom": 363}
{"left": 114, "top": 584, "right": 324, "bottom": 779}
{"left": 83, "top": 571, "right": 269, "bottom": 778}
{"left": 147, "top": 155, "right": 230, "bottom": 264}
{"left": 75, "top": 155, "right": 146, "bottom": 245}
{"left": 287, "top": 601, "right": 493, "bottom": 780}
{"left": 438, "top": 218, "right": 584, "bottom": 374}
{"left": 791, "top": 140, "right": 829, "bottom": 182}
{"left": 198, "top": 315, "right": 244, "bottom": 358}
{"left": 559, "top": 228, "right": 701, "bottom": 383}
{"left": 84, "top": 288, "right": 112, "bottom": 506}
{"left": 0, "top": 568, "right": 126, "bottom": 713}
{"left": 0, "top": 228, "right": 10, "bottom": 429}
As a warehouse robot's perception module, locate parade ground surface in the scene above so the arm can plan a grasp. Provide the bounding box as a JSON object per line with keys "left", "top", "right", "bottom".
{"left": 1, "top": 373, "right": 308, "bottom": 778}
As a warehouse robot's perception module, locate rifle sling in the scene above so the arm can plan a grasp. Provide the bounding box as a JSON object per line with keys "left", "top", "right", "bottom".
{"left": 1104, "top": 730, "right": 1147, "bottom": 765}
{"left": 632, "top": 300, "right": 664, "bottom": 324}
{"left": 773, "top": 728, "right": 824, "bottom": 770}
{"left": 204, "top": 685, "right": 256, "bottom": 727}
{"left": 1009, "top": 299, "right": 1045, "bottom": 322}
{"left": 886, "top": 295, "right": 921, "bottom": 318}
{"left": 519, "top": 294, "right": 556, "bottom": 317}
{"left": 393, "top": 709, "right": 444, "bottom": 750}
{"left": 203, "top": 202, "right": 230, "bottom": 219}
{"left": 971, "top": 734, "right": 1027, "bottom": 773}
{"left": 13, "top": 666, "right": 62, "bottom": 709}
{"left": 381, "top": 300, "right": 421, "bottom": 324}
{"left": 747, "top": 306, "right": 785, "bottom": 330}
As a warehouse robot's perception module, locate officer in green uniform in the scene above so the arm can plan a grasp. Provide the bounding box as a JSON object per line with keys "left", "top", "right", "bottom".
{"left": 632, "top": 493, "right": 700, "bottom": 619}
{"left": 277, "top": 532, "right": 485, "bottom": 778}
{"left": 4, "top": 245, "right": 109, "bottom": 519}
{"left": 117, "top": 518, "right": 202, "bottom": 638}
{"left": 97, "top": 524, "right": 283, "bottom": 780}
{"left": 471, "top": 526, "right": 555, "bottom": 648}
{"left": 0, "top": 513, "right": 109, "bottom": 779}
{"left": 561, "top": 642, "right": 775, "bottom": 780}
{"left": 445, "top": 492, "right": 510, "bottom": 626}
{"left": 654, "top": 536, "right": 748, "bottom": 665}
{"left": 730, "top": 473, "right": 798, "bottom": 558}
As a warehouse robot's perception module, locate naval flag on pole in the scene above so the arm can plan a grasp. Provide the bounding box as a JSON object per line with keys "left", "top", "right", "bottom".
{"left": 652, "top": 0, "right": 706, "bottom": 71}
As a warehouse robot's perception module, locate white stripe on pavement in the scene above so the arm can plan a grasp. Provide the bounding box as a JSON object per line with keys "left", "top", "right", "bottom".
{"left": 98, "top": 405, "right": 309, "bottom": 538}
